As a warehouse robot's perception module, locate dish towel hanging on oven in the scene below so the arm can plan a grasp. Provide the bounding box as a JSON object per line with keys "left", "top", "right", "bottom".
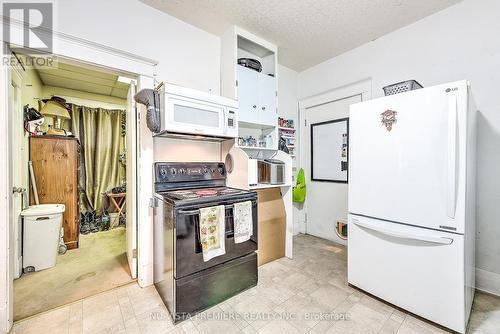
{"left": 199, "top": 205, "right": 226, "bottom": 262}
{"left": 234, "top": 201, "right": 253, "bottom": 243}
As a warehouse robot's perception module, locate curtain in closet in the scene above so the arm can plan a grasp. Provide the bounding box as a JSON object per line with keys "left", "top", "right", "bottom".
{"left": 68, "top": 104, "right": 126, "bottom": 213}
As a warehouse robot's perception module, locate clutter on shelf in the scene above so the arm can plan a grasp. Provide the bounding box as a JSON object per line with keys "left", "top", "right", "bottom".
{"left": 278, "top": 117, "right": 294, "bottom": 129}
{"left": 238, "top": 134, "right": 274, "bottom": 149}
{"left": 278, "top": 118, "right": 296, "bottom": 156}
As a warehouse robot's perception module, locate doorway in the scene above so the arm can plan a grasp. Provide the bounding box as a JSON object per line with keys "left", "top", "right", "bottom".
{"left": 8, "top": 53, "right": 138, "bottom": 320}
{"left": 299, "top": 80, "right": 371, "bottom": 244}
{"left": 304, "top": 95, "right": 361, "bottom": 242}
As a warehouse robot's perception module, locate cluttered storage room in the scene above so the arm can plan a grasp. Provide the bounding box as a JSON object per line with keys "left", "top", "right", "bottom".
{"left": 10, "top": 53, "right": 137, "bottom": 320}
{"left": 3, "top": 0, "right": 500, "bottom": 333}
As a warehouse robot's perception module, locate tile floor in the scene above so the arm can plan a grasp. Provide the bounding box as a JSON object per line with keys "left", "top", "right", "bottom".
{"left": 11, "top": 234, "right": 500, "bottom": 334}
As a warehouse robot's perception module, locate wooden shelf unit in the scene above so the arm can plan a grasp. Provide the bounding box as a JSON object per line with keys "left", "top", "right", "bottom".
{"left": 29, "top": 135, "right": 80, "bottom": 250}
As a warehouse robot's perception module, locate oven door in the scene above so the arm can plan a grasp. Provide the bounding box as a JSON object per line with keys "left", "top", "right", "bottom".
{"left": 174, "top": 198, "right": 258, "bottom": 279}
{"left": 165, "top": 95, "right": 228, "bottom": 137}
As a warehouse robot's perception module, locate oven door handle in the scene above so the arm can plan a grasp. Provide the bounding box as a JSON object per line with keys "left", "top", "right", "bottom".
{"left": 178, "top": 204, "right": 235, "bottom": 215}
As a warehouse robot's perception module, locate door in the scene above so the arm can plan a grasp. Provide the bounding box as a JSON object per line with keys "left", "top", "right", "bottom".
{"left": 258, "top": 73, "right": 277, "bottom": 126}
{"left": 9, "top": 66, "right": 24, "bottom": 279}
{"left": 126, "top": 82, "right": 138, "bottom": 278}
{"left": 305, "top": 95, "right": 361, "bottom": 242}
{"left": 349, "top": 82, "right": 468, "bottom": 233}
{"left": 237, "top": 66, "right": 258, "bottom": 123}
{"left": 174, "top": 199, "right": 258, "bottom": 278}
{"left": 167, "top": 97, "right": 225, "bottom": 137}
{"left": 348, "top": 214, "right": 466, "bottom": 333}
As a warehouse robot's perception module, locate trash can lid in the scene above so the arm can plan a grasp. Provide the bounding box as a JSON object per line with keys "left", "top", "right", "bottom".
{"left": 21, "top": 204, "right": 66, "bottom": 216}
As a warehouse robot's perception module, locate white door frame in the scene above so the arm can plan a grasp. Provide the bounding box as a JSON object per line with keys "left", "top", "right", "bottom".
{"left": 8, "top": 62, "right": 24, "bottom": 281}
{"left": 0, "top": 20, "right": 158, "bottom": 332}
{"left": 126, "top": 81, "right": 138, "bottom": 279}
{"left": 298, "top": 79, "right": 372, "bottom": 234}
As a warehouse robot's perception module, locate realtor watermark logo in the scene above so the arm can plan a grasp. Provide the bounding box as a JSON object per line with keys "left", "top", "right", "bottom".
{"left": 3, "top": 1, "right": 53, "bottom": 53}
{"left": 2, "top": 1, "right": 57, "bottom": 68}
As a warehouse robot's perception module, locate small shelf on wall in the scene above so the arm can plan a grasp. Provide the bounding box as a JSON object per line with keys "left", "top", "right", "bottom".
{"left": 278, "top": 120, "right": 296, "bottom": 157}
{"left": 237, "top": 145, "right": 277, "bottom": 151}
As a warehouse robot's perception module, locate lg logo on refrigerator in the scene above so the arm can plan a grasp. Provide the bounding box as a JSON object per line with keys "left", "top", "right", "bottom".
{"left": 446, "top": 87, "right": 459, "bottom": 93}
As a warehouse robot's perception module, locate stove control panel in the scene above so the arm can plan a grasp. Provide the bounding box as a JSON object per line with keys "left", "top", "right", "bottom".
{"left": 154, "top": 162, "right": 226, "bottom": 183}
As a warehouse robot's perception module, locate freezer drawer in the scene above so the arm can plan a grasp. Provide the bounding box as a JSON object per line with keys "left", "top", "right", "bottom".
{"left": 348, "top": 214, "right": 472, "bottom": 333}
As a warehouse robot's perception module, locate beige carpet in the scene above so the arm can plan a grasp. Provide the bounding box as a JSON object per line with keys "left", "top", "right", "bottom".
{"left": 14, "top": 227, "right": 135, "bottom": 321}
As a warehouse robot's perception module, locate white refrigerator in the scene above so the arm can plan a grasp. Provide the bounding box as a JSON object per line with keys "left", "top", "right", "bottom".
{"left": 348, "top": 80, "right": 476, "bottom": 333}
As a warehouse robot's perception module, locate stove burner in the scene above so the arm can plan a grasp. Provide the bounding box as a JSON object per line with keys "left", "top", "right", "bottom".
{"left": 162, "top": 187, "right": 251, "bottom": 202}
{"left": 181, "top": 194, "right": 199, "bottom": 198}
{"left": 195, "top": 190, "right": 218, "bottom": 197}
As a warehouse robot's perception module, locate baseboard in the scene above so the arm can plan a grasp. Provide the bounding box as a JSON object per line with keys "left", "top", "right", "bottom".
{"left": 295, "top": 220, "right": 306, "bottom": 235}
{"left": 476, "top": 268, "right": 500, "bottom": 296}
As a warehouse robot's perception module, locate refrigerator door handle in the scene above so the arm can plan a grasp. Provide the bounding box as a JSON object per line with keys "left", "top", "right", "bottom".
{"left": 446, "top": 95, "right": 458, "bottom": 219}
{"left": 352, "top": 219, "right": 453, "bottom": 245}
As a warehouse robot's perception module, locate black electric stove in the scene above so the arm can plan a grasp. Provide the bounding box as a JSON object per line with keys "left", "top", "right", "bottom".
{"left": 153, "top": 162, "right": 258, "bottom": 323}
{"left": 158, "top": 187, "right": 253, "bottom": 205}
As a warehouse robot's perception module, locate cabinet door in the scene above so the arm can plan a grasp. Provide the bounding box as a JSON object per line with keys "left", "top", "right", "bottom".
{"left": 258, "top": 73, "right": 277, "bottom": 126}
{"left": 237, "top": 66, "right": 259, "bottom": 123}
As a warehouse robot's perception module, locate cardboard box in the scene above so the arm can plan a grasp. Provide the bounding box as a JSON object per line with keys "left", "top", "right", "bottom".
{"left": 256, "top": 188, "right": 286, "bottom": 266}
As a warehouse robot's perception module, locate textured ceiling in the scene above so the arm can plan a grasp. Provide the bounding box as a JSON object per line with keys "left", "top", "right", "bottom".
{"left": 36, "top": 62, "right": 129, "bottom": 99}
{"left": 141, "top": 0, "right": 461, "bottom": 71}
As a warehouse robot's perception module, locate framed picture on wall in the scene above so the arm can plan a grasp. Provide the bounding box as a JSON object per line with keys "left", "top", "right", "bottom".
{"left": 311, "top": 117, "right": 349, "bottom": 183}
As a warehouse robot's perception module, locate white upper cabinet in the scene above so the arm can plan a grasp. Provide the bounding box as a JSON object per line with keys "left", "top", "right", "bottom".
{"left": 237, "top": 65, "right": 277, "bottom": 126}
{"left": 237, "top": 65, "right": 259, "bottom": 123}
{"left": 258, "top": 72, "right": 277, "bottom": 126}
{"left": 221, "top": 26, "right": 278, "bottom": 129}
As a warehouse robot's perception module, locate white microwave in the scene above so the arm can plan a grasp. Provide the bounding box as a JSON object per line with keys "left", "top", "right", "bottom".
{"left": 158, "top": 83, "right": 238, "bottom": 138}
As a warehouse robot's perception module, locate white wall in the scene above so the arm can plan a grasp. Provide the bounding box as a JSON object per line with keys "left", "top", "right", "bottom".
{"left": 277, "top": 65, "right": 301, "bottom": 234}
{"left": 52, "top": 0, "right": 223, "bottom": 164}
{"left": 153, "top": 138, "right": 221, "bottom": 162}
{"left": 20, "top": 68, "right": 43, "bottom": 192}
{"left": 298, "top": 0, "right": 500, "bottom": 294}
{"left": 278, "top": 65, "right": 299, "bottom": 124}
{"left": 55, "top": 0, "right": 221, "bottom": 94}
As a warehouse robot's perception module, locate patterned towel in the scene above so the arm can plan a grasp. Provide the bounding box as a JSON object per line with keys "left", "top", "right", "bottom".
{"left": 234, "top": 201, "right": 253, "bottom": 244}
{"left": 199, "top": 205, "right": 226, "bottom": 262}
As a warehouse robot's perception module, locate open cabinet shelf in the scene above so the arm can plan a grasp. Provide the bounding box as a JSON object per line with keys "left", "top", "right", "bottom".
{"left": 221, "top": 26, "right": 278, "bottom": 145}
{"left": 249, "top": 183, "right": 292, "bottom": 190}
{"left": 237, "top": 146, "right": 277, "bottom": 151}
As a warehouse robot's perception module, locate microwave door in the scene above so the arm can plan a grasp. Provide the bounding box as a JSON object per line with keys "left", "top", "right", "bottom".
{"left": 167, "top": 97, "right": 225, "bottom": 137}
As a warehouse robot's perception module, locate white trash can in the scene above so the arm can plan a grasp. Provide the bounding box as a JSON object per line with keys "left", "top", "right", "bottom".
{"left": 21, "top": 204, "right": 65, "bottom": 272}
